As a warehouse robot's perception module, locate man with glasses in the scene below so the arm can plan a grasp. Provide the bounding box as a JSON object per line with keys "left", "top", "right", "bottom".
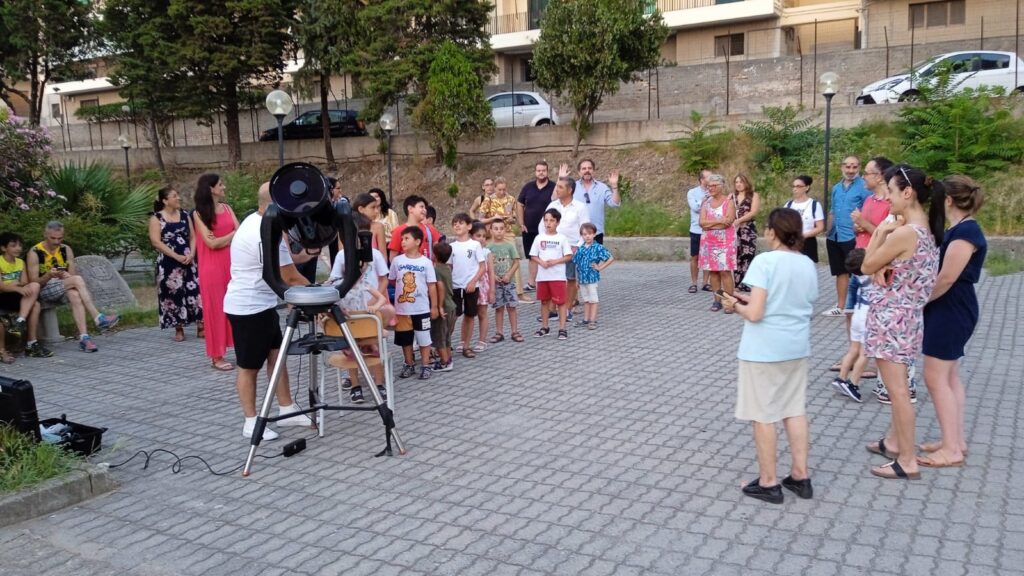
{"left": 26, "top": 221, "right": 120, "bottom": 352}
{"left": 517, "top": 161, "right": 556, "bottom": 291}
{"left": 687, "top": 170, "right": 712, "bottom": 293}
{"left": 823, "top": 156, "right": 870, "bottom": 317}
{"left": 571, "top": 158, "right": 620, "bottom": 245}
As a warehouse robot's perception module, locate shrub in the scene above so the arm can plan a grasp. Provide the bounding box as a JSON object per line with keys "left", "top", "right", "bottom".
{"left": 741, "top": 104, "right": 821, "bottom": 173}
{"left": 223, "top": 171, "right": 263, "bottom": 218}
{"left": 673, "top": 111, "right": 733, "bottom": 176}
{"left": 0, "top": 113, "right": 60, "bottom": 211}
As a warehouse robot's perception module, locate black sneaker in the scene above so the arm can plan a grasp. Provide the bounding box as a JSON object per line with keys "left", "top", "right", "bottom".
{"left": 8, "top": 317, "right": 26, "bottom": 338}
{"left": 350, "top": 387, "right": 365, "bottom": 404}
{"left": 781, "top": 476, "right": 813, "bottom": 499}
{"left": 434, "top": 360, "right": 453, "bottom": 372}
{"left": 377, "top": 385, "right": 387, "bottom": 401}
{"left": 742, "top": 479, "right": 783, "bottom": 504}
{"left": 838, "top": 380, "right": 863, "bottom": 403}
{"left": 398, "top": 364, "right": 416, "bottom": 379}
{"left": 25, "top": 341, "right": 54, "bottom": 358}
{"left": 419, "top": 366, "right": 431, "bottom": 380}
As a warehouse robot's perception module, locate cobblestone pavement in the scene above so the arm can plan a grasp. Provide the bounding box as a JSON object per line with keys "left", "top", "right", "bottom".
{"left": 1, "top": 262, "right": 1022, "bottom": 576}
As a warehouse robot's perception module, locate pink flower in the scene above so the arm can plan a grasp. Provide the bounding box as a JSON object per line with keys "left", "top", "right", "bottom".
{"left": 19, "top": 203, "right": 29, "bottom": 210}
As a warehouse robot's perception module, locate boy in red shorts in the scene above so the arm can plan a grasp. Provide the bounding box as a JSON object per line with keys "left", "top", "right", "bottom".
{"left": 529, "top": 209, "right": 573, "bottom": 340}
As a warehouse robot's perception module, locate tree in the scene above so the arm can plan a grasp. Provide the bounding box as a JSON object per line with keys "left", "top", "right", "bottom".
{"left": 293, "top": 0, "right": 364, "bottom": 170}
{"left": 101, "top": 0, "right": 184, "bottom": 177}
{"left": 533, "top": 0, "right": 667, "bottom": 154}
{"left": 356, "top": 0, "right": 495, "bottom": 146}
{"left": 412, "top": 40, "right": 494, "bottom": 197}
{"left": 0, "top": 0, "right": 93, "bottom": 125}
{"left": 165, "top": 0, "right": 297, "bottom": 167}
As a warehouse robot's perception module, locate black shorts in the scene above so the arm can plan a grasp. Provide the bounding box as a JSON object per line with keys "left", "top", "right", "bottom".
{"left": 800, "top": 236, "right": 819, "bottom": 263}
{"left": 226, "top": 308, "right": 284, "bottom": 370}
{"left": 826, "top": 239, "right": 856, "bottom": 276}
{"left": 522, "top": 231, "right": 539, "bottom": 259}
{"left": 689, "top": 233, "right": 702, "bottom": 257}
{"left": 452, "top": 288, "right": 479, "bottom": 318}
{"left": 394, "top": 313, "right": 432, "bottom": 347}
{"left": 0, "top": 292, "right": 22, "bottom": 312}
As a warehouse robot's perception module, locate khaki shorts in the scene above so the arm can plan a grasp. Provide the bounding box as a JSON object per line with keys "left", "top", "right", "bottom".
{"left": 735, "top": 358, "right": 808, "bottom": 423}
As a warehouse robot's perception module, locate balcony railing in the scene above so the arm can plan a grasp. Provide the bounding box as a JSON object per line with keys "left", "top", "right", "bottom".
{"left": 489, "top": 0, "right": 750, "bottom": 35}
{"left": 487, "top": 11, "right": 529, "bottom": 35}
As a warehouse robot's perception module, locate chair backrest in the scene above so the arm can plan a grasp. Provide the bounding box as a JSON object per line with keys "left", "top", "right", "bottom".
{"left": 323, "top": 312, "right": 382, "bottom": 341}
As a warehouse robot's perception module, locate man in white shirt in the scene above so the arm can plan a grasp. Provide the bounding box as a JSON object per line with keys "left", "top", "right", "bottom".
{"left": 687, "top": 169, "right": 711, "bottom": 293}
{"left": 572, "top": 158, "right": 621, "bottom": 244}
{"left": 546, "top": 172, "right": 591, "bottom": 315}
{"left": 224, "top": 183, "right": 312, "bottom": 441}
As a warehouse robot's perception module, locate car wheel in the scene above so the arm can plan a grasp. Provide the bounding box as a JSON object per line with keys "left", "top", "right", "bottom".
{"left": 898, "top": 90, "right": 920, "bottom": 102}
{"left": 535, "top": 119, "right": 551, "bottom": 126}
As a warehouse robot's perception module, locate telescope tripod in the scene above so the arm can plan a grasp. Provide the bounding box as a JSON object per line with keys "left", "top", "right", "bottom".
{"left": 242, "top": 303, "right": 406, "bottom": 476}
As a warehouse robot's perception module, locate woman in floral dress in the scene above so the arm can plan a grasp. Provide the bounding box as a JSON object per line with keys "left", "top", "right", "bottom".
{"left": 148, "top": 187, "right": 202, "bottom": 342}
{"left": 698, "top": 174, "right": 737, "bottom": 312}
{"left": 861, "top": 164, "right": 943, "bottom": 481}
{"left": 732, "top": 174, "right": 761, "bottom": 291}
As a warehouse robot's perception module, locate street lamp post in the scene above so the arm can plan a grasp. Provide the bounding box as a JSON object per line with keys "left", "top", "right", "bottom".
{"left": 819, "top": 72, "right": 839, "bottom": 217}
{"left": 265, "top": 90, "right": 293, "bottom": 167}
{"left": 379, "top": 111, "right": 396, "bottom": 207}
{"left": 121, "top": 104, "right": 131, "bottom": 146}
{"left": 116, "top": 134, "right": 131, "bottom": 187}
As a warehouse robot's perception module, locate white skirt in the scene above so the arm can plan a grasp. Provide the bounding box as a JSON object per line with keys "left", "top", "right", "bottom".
{"left": 735, "top": 358, "right": 808, "bottom": 423}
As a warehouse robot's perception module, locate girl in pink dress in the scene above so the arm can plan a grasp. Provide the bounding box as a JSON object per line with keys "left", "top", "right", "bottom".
{"left": 192, "top": 174, "right": 239, "bottom": 371}
{"left": 861, "top": 164, "right": 943, "bottom": 481}
{"left": 698, "top": 174, "right": 737, "bottom": 312}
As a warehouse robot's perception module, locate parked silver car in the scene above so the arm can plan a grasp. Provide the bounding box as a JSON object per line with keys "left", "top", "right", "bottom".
{"left": 857, "top": 50, "right": 1024, "bottom": 104}
{"left": 487, "top": 91, "right": 559, "bottom": 128}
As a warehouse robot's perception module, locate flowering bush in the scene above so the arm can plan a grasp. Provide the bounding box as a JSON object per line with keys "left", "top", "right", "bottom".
{"left": 0, "top": 111, "right": 61, "bottom": 211}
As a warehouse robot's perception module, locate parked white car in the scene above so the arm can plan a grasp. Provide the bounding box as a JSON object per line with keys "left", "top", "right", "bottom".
{"left": 856, "top": 50, "right": 1024, "bottom": 104}
{"left": 487, "top": 91, "right": 559, "bottom": 128}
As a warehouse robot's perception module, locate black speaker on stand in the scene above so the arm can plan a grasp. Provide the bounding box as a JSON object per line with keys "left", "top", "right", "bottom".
{"left": 0, "top": 376, "right": 41, "bottom": 441}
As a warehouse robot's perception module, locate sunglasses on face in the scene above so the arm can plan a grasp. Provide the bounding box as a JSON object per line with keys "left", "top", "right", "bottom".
{"left": 584, "top": 192, "right": 590, "bottom": 204}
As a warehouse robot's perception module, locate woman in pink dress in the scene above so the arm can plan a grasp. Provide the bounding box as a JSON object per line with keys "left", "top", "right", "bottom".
{"left": 698, "top": 174, "right": 737, "bottom": 312}
{"left": 192, "top": 173, "right": 239, "bottom": 371}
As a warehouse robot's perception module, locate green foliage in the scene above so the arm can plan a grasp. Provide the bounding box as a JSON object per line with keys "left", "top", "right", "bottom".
{"left": 0, "top": 115, "right": 60, "bottom": 210}
{"left": 673, "top": 111, "right": 733, "bottom": 176}
{"left": 896, "top": 67, "right": 1024, "bottom": 179}
{"left": 223, "top": 171, "right": 264, "bottom": 218}
{"left": 0, "top": 0, "right": 93, "bottom": 124}
{"left": 741, "top": 105, "right": 820, "bottom": 173}
{"left": 447, "top": 183, "right": 460, "bottom": 199}
{"left": 533, "top": 0, "right": 667, "bottom": 153}
{"left": 73, "top": 102, "right": 134, "bottom": 123}
{"left": 984, "top": 250, "right": 1024, "bottom": 277}
{"left": 0, "top": 425, "right": 77, "bottom": 494}
{"left": 355, "top": 0, "right": 495, "bottom": 129}
{"left": 412, "top": 40, "right": 494, "bottom": 172}
{"left": 605, "top": 174, "right": 688, "bottom": 236}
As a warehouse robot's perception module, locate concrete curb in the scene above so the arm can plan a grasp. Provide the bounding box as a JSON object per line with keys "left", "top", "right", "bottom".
{"left": 0, "top": 463, "right": 117, "bottom": 528}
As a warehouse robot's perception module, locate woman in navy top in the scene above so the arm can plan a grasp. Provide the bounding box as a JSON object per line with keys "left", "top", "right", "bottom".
{"left": 919, "top": 176, "right": 987, "bottom": 468}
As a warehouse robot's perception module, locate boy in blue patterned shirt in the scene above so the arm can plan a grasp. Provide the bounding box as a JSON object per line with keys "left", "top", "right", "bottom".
{"left": 572, "top": 222, "right": 614, "bottom": 329}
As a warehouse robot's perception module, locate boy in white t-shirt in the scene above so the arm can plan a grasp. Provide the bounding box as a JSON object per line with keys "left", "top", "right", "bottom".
{"left": 448, "top": 213, "right": 486, "bottom": 358}
{"left": 388, "top": 226, "right": 438, "bottom": 380}
{"left": 529, "top": 208, "right": 573, "bottom": 340}
{"left": 832, "top": 248, "right": 870, "bottom": 403}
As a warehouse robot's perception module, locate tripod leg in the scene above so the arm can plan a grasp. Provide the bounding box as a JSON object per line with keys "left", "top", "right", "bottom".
{"left": 242, "top": 322, "right": 297, "bottom": 476}
{"left": 339, "top": 321, "right": 407, "bottom": 455}
{"left": 310, "top": 350, "right": 324, "bottom": 438}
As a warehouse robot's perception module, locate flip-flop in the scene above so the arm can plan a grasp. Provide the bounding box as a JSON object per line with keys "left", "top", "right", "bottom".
{"left": 866, "top": 438, "right": 898, "bottom": 459}
{"left": 860, "top": 370, "right": 877, "bottom": 379}
{"left": 829, "top": 362, "right": 842, "bottom": 372}
{"left": 916, "top": 453, "right": 965, "bottom": 468}
{"left": 918, "top": 441, "right": 968, "bottom": 457}
{"left": 871, "top": 460, "right": 921, "bottom": 480}
{"left": 0, "top": 352, "right": 15, "bottom": 365}
{"left": 211, "top": 360, "right": 235, "bottom": 371}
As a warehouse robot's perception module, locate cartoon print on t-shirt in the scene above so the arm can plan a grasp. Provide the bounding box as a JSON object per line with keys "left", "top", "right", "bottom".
{"left": 398, "top": 271, "right": 417, "bottom": 303}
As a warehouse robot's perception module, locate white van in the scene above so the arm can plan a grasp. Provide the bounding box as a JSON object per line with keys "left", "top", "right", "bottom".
{"left": 856, "top": 50, "right": 1024, "bottom": 104}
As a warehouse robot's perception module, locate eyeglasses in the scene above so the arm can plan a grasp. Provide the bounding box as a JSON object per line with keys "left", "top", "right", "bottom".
{"left": 843, "top": 164, "right": 859, "bottom": 168}
{"left": 792, "top": 184, "right": 807, "bottom": 189}
{"left": 584, "top": 192, "right": 591, "bottom": 204}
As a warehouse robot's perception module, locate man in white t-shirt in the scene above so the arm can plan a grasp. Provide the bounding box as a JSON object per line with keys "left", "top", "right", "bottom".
{"left": 687, "top": 170, "right": 711, "bottom": 293}
{"left": 546, "top": 173, "right": 590, "bottom": 316}
{"left": 224, "top": 183, "right": 312, "bottom": 441}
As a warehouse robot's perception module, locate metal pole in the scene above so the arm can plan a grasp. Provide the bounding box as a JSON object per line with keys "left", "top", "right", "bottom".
{"left": 823, "top": 93, "right": 834, "bottom": 217}
{"left": 884, "top": 26, "right": 890, "bottom": 77}
{"left": 656, "top": 66, "right": 660, "bottom": 119}
{"left": 275, "top": 114, "right": 285, "bottom": 167}
{"left": 386, "top": 131, "right": 394, "bottom": 207}
{"left": 123, "top": 147, "right": 131, "bottom": 187}
{"left": 910, "top": 23, "right": 916, "bottom": 90}
{"left": 980, "top": 16, "right": 984, "bottom": 50}
{"left": 812, "top": 20, "right": 818, "bottom": 109}
{"left": 1017, "top": 0, "right": 1021, "bottom": 90}
{"left": 647, "top": 68, "right": 652, "bottom": 120}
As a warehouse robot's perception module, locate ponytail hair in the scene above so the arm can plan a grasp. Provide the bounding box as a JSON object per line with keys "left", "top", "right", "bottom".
{"left": 883, "top": 164, "right": 945, "bottom": 245}
{"left": 942, "top": 175, "right": 984, "bottom": 216}
{"left": 767, "top": 208, "right": 804, "bottom": 251}
{"left": 154, "top": 187, "right": 174, "bottom": 214}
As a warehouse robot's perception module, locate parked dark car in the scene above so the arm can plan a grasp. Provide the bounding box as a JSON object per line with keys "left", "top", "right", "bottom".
{"left": 259, "top": 109, "right": 367, "bottom": 141}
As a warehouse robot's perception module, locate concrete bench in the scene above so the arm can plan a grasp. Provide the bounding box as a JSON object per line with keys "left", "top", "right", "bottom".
{"left": 38, "top": 300, "right": 62, "bottom": 344}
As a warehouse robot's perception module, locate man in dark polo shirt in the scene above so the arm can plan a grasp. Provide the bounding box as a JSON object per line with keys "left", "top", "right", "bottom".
{"left": 516, "top": 161, "right": 556, "bottom": 291}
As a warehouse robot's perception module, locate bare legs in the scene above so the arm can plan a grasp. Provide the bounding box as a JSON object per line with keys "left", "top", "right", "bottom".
{"left": 494, "top": 305, "right": 518, "bottom": 337}
{"left": 237, "top": 348, "right": 294, "bottom": 418}
{"left": 921, "top": 355, "right": 967, "bottom": 462}
{"left": 751, "top": 416, "right": 810, "bottom": 487}
{"left": 875, "top": 359, "right": 919, "bottom": 476}
{"left": 62, "top": 276, "right": 101, "bottom": 337}
{"left": 835, "top": 272, "right": 849, "bottom": 311}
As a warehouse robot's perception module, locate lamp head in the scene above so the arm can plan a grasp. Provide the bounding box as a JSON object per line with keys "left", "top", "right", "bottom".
{"left": 819, "top": 71, "right": 840, "bottom": 96}
{"left": 379, "top": 111, "right": 395, "bottom": 133}
{"left": 121, "top": 104, "right": 131, "bottom": 114}
{"left": 116, "top": 134, "right": 130, "bottom": 149}
{"left": 265, "top": 90, "right": 293, "bottom": 117}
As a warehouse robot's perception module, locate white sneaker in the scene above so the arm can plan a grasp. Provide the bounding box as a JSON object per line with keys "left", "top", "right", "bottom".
{"left": 276, "top": 404, "right": 313, "bottom": 427}
{"left": 242, "top": 419, "right": 279, "bottom": 441}
{"left": 821, "top": 307, "right": 844, "bottom": 317}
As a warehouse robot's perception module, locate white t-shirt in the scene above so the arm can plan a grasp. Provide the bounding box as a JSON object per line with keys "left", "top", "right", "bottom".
{"left": 786, "top": 198, "right": 825, "bottom": 234}
{"left": 329, "top": 248, "right": 387, "bottom": 312}
{"left": 546, "top": 198, "right": 591, "bottom": 246}
{"left": 328, "top": 248, "right": 387, "bottom": 285}
{"left": 529, "top": 232, "right": 572, "bottom": 282}
{"left": 448, "top": 238, "right": 484, "bottom": 289}
{"left": 223, "top": 213, "right": 293, "bottom": 316}
{"left": 388, "top": 254, "right": 436, "bottom": 316}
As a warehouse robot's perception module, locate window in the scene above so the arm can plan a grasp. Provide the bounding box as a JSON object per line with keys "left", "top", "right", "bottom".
{"left": 981, "top": 54, "right": 1011, "bottom": 70}
{"left": 714, "top": 33, "right": 744, "bottom": 58}
{"left": 522, "top": 57, "right": 536, "bottom": 82}
{"left": 296, "top": 113, "right": 320, "bottom": 126}
{"left": 909, "top": 1, "right": 965, "bottom": 29}
{"left": 51, "top": 103, "right": 61, "bottom": 120}
{"left": 489, "top": 94, "right": 514, "bottom": 109}
{"left": 516, "top": 94, "right": 539, "bottom": 106}
{"left": 79, "top": 98, "right": 99, "bottom": 109}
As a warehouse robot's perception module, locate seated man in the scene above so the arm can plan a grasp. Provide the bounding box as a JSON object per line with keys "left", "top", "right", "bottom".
{"left": 26, "top": 221, "right": 119, "bottom": 353}
{"left": 0, "top": 232, "right": 52, "bottom": 361}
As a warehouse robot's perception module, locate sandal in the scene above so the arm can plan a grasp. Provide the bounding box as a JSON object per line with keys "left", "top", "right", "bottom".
{"left": 472, "top": 341, "right": 487, "bottom": 352}
{"left": 866, "top": 438, "right": 898, "bottom": 459}
{"left": 860, "top": 370, "right": 877, "bottom": 379}
{"left": 710, "top": 302, "right": 723, "bottom": 312}
{"left": 0, "top": 351, "right": 15, "bottom": 365}
{"left": 511, "top": 331, "right": 524, "bottom": 342}
{"left": 489, "top": 334, "right": 505, "bottom": 344}
{"left": 211, "top": 359, "right": 235, "bottom": 371}
{"left": 533, "top": 327, "right": 550, "bottom": 338}
{"left": 174, "top": 327, "right": 185, "bottom": 342}
{"left": 871, "top": 460, "right": 921, "bottom": 480}
{"left": 916, "top": 452, "right": 965, "bottom": 468}
{"left": 919, "top": 441, "right": 968, "bottom": 457}
{"left": 196, "top": 322, "right": 205, "bottom": 339}
{"left": 829, "top": 361, "right": 842, "bottom": 372}
{"left": 462, "top": 348, "right": 476, "bottom": 359}
{"left": 688, "top": 284, "right": 698, "bottom": 294}
{"left": 701, "top": 283, "right": 712, "bottom": 292}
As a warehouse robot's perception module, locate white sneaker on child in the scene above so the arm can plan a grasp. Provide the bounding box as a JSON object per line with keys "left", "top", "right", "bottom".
{"left": 276, "top": 403, "right": 313, "bottom": 427}
{"left": 242, "top": 418, "right": 279, "bottom": 441}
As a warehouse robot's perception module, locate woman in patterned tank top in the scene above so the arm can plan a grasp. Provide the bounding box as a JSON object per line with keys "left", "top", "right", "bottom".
{"left": 860, "top": 165, "right": 944, "bottom": 481}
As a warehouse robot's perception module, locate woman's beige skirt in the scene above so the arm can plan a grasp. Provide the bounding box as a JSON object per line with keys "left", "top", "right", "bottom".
{"left": 735, "top": 358, "right": 808, "bottom": 423}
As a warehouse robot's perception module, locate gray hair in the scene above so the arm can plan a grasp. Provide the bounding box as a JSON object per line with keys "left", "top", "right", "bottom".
{"left": 46, "top": 221, "right": 64, "bottom": 232}
{"left": 706, "top": 174, "right": 726, "bottom": 187}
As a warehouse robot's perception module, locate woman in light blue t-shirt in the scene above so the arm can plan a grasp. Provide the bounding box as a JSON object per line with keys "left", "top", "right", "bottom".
{"left": 722, "top": 208, "right": 819, "bottom": 504}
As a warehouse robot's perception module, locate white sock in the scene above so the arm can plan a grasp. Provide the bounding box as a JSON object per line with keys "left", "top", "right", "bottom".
{"left": 95, "top": 314, "right": 103, "bottom": 324}
{"left": 244, "top": 416, "right": 256, "bottom": 428}
{"left": 26, "top": 340, "right": 36, "bottom": 347}
{"left": 16, "top": 317, "right": 25, "bottom": 323}
{"left": 80, "top": 333, "right": 90, "bottom": 341}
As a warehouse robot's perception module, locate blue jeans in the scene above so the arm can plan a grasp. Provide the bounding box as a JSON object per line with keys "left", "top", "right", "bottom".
{"left": 845, "top": 275, "right": 861, "bottom": 311}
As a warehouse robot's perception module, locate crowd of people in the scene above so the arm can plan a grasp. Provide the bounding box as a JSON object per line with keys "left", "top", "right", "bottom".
{"left": 0, "top": 155, "right": 990, "bottom": 500}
